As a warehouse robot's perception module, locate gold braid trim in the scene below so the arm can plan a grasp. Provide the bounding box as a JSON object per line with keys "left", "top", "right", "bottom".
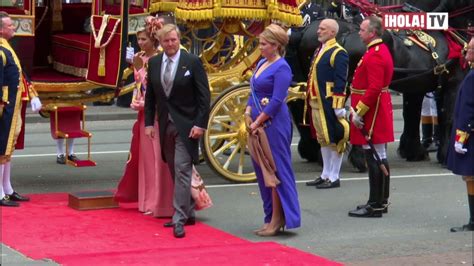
{"left": 456, "top": 129, "right": 470, "bottom": 144}
{"left": 336, "top": 118, "right": 350, "bottom": 154}
{"left": 0, "top": 50, "right": 5, "bottom": 66}
{"left": 332, "top": 95, "right": 345, "bottom": 109}
{"left": 91, "top": 15, "right": 121, "bottom": 77}
{"left": 355, "top": 101, "right": 369, "bottom": 117}
{"left": 149, "top": 2, "right": 178, "bottom": 13}
{"left": 5, "top": 84, "right": 22, "bottom": 156}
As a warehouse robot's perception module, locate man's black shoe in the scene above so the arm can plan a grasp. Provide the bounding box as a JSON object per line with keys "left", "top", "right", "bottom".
{"left": 450, "top": 223, "right": 474, "bottom": 232}
{"left": 56, "top": 154, "right": 66, "bottom": 164}
{"left": 316, "top": 179, "right": 340, "bottom": 189}
{"left": 348, "top": 205, "right": 383, "bottom": 218}
{"left": 173, "top": 224, "right": 185, "bottom": 238}
{"left": 7, "top": 191, "right": 30, "bottom": 202}
{"left": 0, "top": 197, "right": 19, "bottom": 207}
{"left": 163, "top": 218, "right": 196, "bottom": 228}
{"left": 306, "top": 177, "right": 325, "bottom": 186}
{"left": 357, "top": 202, "right": 389, "bottom": 213}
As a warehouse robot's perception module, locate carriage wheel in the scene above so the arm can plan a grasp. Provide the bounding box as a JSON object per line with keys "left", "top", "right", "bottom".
{"left": 203, "top": 84, "right": 256, "bottom": 183}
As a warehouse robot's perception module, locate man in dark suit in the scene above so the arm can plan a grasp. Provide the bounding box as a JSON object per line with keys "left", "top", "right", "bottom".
{"left": 144, "top": 24, "right": 210, "bottom": 238}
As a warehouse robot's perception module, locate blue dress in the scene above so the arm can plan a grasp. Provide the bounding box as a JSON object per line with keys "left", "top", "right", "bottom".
{"left": 447, "top": 69, "right": 474, "bottom": 176}
{"left": 248, "top": 58, "right": 301, "bottom": 229}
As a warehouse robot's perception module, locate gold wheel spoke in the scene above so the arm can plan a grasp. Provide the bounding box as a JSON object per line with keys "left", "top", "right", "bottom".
{"left": 210, "top": 132, "right": 238, "bottom": 140}
{"left": 223, "top": 144, "right": 240, "bottom": 169}
{"left": 213, "top": 139, "right": 238, "bottom": 157}
{"left": 238, "top": 143, "right": 246, "bottom": 175}
{"left": 211, "top": 118, "right": 235, "bottom": 130}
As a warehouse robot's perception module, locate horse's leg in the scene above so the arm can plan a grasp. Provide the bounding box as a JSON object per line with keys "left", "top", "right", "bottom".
{"left": 348, "top": 145, "right": 367, "bottom": 173}
{"left": 398, "top": 92, "right": 429, "bottom": 161}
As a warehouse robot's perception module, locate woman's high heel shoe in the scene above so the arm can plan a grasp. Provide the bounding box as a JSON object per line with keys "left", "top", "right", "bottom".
{"left": 256, "top": 222, "right": 285, "bottom": 237}
{"left": 253, "top": 223, "right": 269, "bottom": 234}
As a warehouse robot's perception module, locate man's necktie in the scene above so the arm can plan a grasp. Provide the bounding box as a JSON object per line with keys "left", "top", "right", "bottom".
{"left": 163, "top": 58, "right": 173, "bottom": 93}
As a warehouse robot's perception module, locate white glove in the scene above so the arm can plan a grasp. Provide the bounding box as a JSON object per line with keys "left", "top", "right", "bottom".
{"left": 30, "top": 97, "right": 42, "bottom": 112}
{"left": 454, "top": 141, "right": 467, "bottom": 154}
{"left": 126, "top": 46, "right": 135, "bottom": 64}
{"left": 334, "top": 108, "right": 346, "bottom": 119}
{"left": 351, "top": 112, "right": 364, "bottom": 128}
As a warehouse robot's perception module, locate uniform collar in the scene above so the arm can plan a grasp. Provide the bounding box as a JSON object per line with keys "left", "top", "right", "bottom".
{"left": 0, "top": 37, "right": 10, "bottom": 47}
{"left": 324, "top": 38, "right": 338, "bottom": 47}
{"left": 367, "top": 38, "right": 383, "bottom": 49}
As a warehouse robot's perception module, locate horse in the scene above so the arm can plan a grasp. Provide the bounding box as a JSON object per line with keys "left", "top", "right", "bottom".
{"left": 286, "top": 0, "right": 472, "bottom": 171}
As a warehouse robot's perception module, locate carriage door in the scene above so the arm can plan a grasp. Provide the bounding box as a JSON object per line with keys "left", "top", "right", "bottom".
{"left": 86, "top": 0, "right": 129, "bottom": 87}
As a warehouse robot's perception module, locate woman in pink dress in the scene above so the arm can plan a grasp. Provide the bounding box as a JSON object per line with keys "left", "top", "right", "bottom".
{"left": 115, "top": 17, "right": 174, "bottom": 217}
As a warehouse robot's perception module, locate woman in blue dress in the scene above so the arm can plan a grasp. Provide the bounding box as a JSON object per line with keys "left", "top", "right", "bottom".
{"left": 245, "top": 24, "right": 301, "bottom": 236}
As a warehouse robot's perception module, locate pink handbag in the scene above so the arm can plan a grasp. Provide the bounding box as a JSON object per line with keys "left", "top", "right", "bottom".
{"left": 191, "top": 166, "right": 213, "bottom": 210}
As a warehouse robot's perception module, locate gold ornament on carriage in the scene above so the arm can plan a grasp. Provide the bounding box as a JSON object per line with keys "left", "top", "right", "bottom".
{"left": 91, "top": 15, "right": 121, "bottom": 77}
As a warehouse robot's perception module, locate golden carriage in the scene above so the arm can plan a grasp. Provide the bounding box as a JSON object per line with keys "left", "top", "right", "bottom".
{"left": 1, "top": 0, "right": 306, "bottom": 180}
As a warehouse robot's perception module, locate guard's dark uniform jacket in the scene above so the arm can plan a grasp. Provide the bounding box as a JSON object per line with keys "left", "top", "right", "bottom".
{"left": 447, "top": 69, "right": 474, "bottom": 176}
{"left": 0, "top": 38, "right": 22, "bottom": 161}
{"left": 307, "top": 38, "right": 350, "bottom": 153}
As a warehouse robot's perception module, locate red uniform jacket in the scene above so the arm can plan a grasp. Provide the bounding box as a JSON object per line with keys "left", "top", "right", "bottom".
{"left": 350, "top": 39, "right": 394, "bottom": 145}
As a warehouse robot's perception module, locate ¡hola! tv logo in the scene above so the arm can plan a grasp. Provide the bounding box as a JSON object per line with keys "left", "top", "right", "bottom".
{"left": 383, "top": 12, "right": 449, "bottom": 30}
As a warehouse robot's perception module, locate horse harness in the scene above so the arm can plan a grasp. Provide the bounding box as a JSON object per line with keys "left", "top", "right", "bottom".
{"left": 390, "top": 30, "right": 458, "bottom": 89}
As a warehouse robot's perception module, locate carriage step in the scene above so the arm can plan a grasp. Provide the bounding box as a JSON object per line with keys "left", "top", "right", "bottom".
{"left": 68, "top": 190, "right": 118, "bottom": 210}
{"left": 67, "top": 159, "right": 97, "bottom": 167}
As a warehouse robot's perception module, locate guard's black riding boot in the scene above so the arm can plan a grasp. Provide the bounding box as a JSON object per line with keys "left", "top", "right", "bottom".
{"left": 356, "top": 150, "right": 377, "bottom": 209}
{"left": 421, "top": 123, "right": 433, "bottom": 149}
{"left": 350, "top": 151, "right": 383, "bottom": 218}
{"left": 382, "top": 159, "right": 390, "bottom": 213}
{"left": 433, "top": 124, "right": 440, "bottom": 148}
{"left": 451, "top": 193, "right": 474, "bottom": 232}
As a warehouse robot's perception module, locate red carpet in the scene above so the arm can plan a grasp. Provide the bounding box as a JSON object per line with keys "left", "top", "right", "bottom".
{"left": 1, "top": 193, "right": 341, "bottom": 265}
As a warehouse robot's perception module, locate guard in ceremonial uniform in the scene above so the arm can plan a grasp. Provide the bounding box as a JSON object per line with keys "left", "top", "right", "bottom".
{"left": 305, "top": 19, "right": 349, "bottom": 189}
{"left": 447, "top": 37, "right": 474, "bottom": 232}
{"left": 348, "top": 16, "right": 394, "bottom": 218}
{"left": 0, "top": 12, "right": 41, "bottom": 207}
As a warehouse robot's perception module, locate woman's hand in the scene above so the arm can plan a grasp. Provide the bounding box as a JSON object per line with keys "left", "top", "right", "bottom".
{"left": 130, "top": 98, "right": 144, "bottom": 111}
{"left": 244, "top": 113, "right": 252, "bottom": 132}
{"left": 249, "top": 121, "right": 260, "bottom": 135}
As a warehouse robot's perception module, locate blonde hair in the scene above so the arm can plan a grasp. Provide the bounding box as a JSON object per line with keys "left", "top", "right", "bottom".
{"left": 259, "top": 24, "right": 289, "bottom": 56}
{"left": 158, "top": 24, "right": 181, "bottom": 40}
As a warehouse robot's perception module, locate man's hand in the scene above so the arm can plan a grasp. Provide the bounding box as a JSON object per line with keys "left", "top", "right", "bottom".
{"left": 145, "top": 126, "right": 155, "bottom": 139}
{"left": 30, "top": 97, "right": 42, "bottom": 112}
{"left": 351, "top": 112, "right": 364, "bottom": 128}
{"left": 454, "top": 141, "right": 467, "bottom": 154}
{"left": 189, "top": 126, "right": 205, "bottom": 139}
{"left": 334, "top": 108, "right": 347, "bottom": 119}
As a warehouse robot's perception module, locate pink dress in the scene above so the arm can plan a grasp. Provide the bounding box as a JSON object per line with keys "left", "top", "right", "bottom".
{"left": 115, "top": 53, "right": 174, "bottom": 217}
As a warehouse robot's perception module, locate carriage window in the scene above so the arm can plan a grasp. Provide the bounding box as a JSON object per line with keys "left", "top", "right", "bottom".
{"left": 0, "top": 0, "right": 24, "bottom": 8}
